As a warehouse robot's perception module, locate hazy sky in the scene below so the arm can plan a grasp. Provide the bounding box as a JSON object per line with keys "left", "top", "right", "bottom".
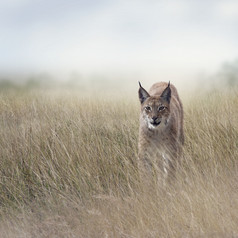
{"left": 0, "top": 0, "right": 238, "bottom": 82}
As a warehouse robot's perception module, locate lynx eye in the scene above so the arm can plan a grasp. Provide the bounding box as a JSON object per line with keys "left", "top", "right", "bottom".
{"left": 158, "top": 106, "right": 165, "bottom": 111}
{"left": 145, "top": 106, "right": 152, "bottom": 111}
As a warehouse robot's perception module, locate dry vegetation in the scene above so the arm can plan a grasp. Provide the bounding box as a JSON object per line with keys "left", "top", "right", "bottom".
{"left": 0, "top": 87, "right": 238, "bottom": 238}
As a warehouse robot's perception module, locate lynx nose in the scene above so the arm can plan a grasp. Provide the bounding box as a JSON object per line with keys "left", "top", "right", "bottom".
{"left": 152, "top": 116, "right": 158, "bottom": 123}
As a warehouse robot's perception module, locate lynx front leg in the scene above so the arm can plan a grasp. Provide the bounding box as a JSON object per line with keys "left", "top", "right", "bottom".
{"left": 162, "top": 153, "right": 177, "bottom": 184}
{"left": 138, "top": 155, "right": 153, "bottom": 174}
{"left": 162, "top": 153, "right": 169, "bottom": 179}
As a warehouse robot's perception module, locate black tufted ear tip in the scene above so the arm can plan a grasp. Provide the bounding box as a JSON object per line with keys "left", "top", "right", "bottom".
{"left": 138, "top": 82, "right": 150, "bottom": 104}
{"left": 161, "top": 82, "right": 171, "bottom": 103}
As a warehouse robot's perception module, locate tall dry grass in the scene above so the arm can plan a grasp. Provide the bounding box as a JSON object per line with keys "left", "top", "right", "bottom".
{"left": 0, "top": 88, "right": 237, "bottom": 237}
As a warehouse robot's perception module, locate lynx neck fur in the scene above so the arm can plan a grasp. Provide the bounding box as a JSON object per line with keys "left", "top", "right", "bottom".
{"left": 138, "top": 81, "right": 184, "bottom": 179}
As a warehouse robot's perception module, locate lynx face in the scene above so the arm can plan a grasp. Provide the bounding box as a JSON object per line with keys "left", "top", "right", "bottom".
{"left": 139, "top": 82, "right": 171, "bottom": 130}
{"left": 142, "top": 97, "right": 170, "bottom": 130}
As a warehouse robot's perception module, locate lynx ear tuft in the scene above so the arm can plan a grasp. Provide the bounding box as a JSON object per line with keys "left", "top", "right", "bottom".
{"left": 138, "top": 82, "right": 150, "bottom": 104}
{"left": 160, "top": 82, "right": 171, "bottom": 103}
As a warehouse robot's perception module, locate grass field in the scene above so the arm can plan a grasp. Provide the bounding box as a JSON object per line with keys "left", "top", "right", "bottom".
{"left": 0, "top": 87, "right": 238, "bottom": 237}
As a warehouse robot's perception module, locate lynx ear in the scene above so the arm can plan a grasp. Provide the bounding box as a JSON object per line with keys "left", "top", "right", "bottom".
{"left": 138, "top": 82, "right": 150, "bottom": 104}
{"left": 160, "top": 82, "right": 171, "bottom": 103}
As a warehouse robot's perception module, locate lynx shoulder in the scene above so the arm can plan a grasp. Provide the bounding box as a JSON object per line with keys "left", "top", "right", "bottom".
{"left": 138, "top": 81, "right": 184, "bottom": 179}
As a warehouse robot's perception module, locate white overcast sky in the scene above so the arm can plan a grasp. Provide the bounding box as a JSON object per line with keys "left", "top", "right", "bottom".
{"left": 0, "top": 0, "right": 238, "bottom": 82}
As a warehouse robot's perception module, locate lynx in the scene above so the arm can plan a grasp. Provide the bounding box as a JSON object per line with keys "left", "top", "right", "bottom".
{"left": 138, "top": 81, "right": 184, "bottom": 180}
